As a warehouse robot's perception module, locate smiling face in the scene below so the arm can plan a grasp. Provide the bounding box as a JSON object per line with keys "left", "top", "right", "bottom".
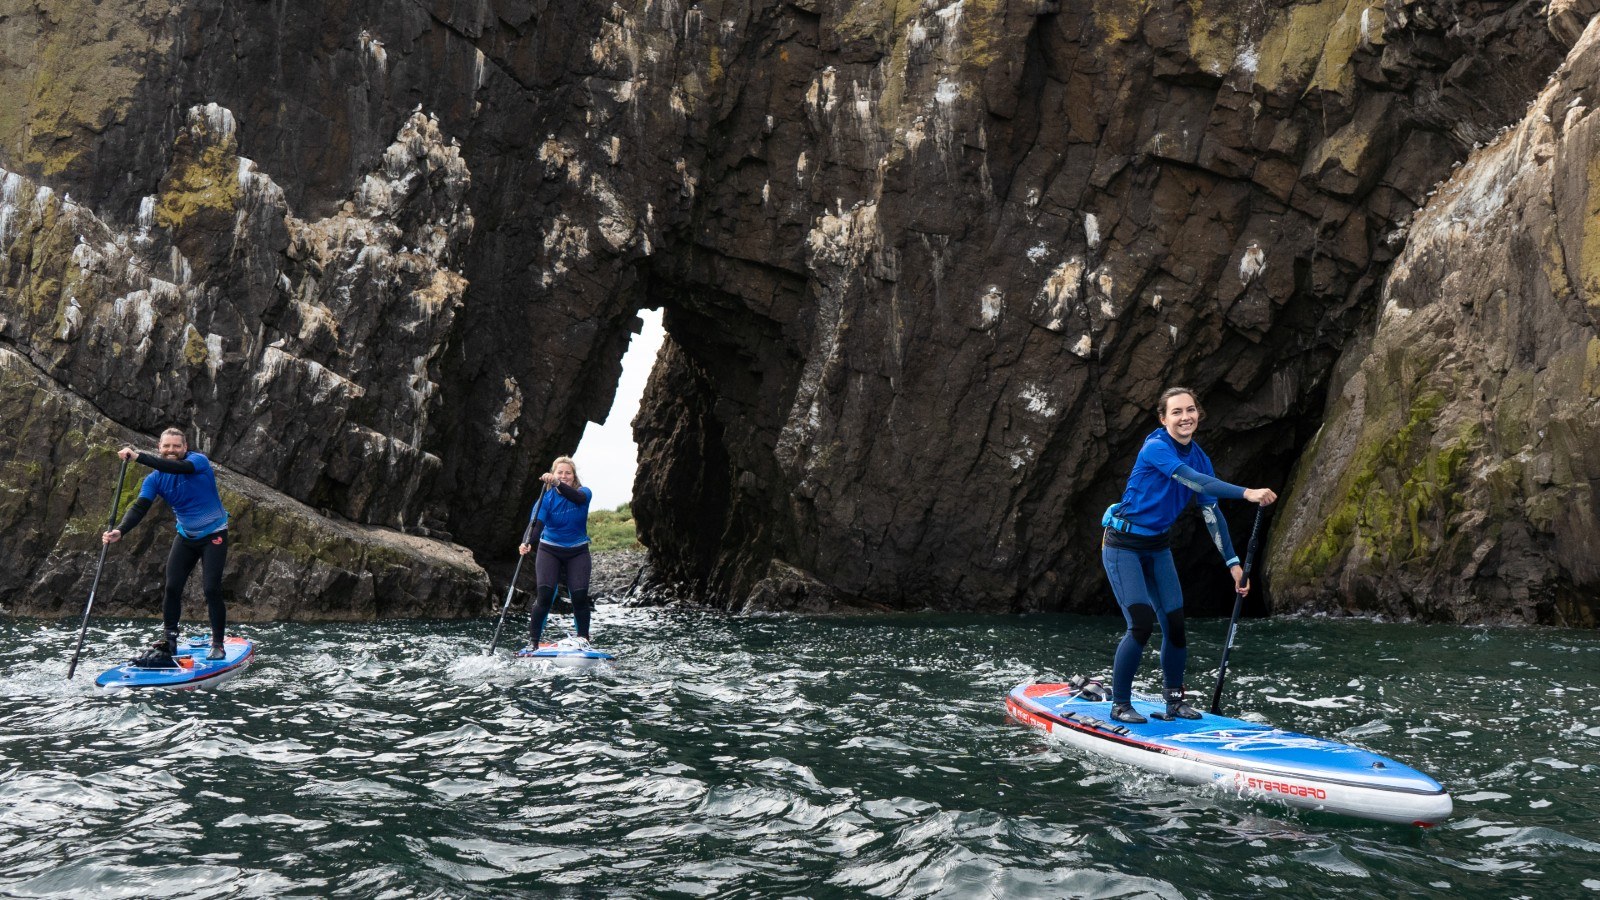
{"left": 157, "top": 431, "right": 189, "bottom": 460}
{"left": 1159, "top": 392, "right": 1201, "bottom": 444}
{"left": 553, "top": 462, "right": 576, "bottom": 486}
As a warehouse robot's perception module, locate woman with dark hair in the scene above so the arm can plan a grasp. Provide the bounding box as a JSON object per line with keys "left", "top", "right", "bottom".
{"left": 1100, "top": 388, "right": 1276, "bottom": 723}
{"left": 518, "top": 456, "right": 594, "bottom": 648}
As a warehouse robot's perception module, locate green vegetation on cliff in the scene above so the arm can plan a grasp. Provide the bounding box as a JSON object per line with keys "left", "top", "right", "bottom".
{"left": 1289, "top": 390, "right": 1479, "bottom": 578}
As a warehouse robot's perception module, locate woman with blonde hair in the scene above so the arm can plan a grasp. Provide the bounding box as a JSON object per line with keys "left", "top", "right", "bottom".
{"left": 518, "top": 456, "right": 595, "bottom": 647}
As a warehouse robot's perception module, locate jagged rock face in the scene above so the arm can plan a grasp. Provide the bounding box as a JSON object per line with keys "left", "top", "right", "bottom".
{"left": 0, "top": 346, "right": 488, "bottom": 620}
{"left": 0, "top": 0, "right": 636, "bottom": 559}
{"left": 636, "top": 0, "right": 1565, "bottom": 614}
{"left": 0, "top": 0, "right": 1578, "bottom": 621}
{"left": 0, "top": 2, "right": 509, "bottom": 615}
{"left": 1267, "top": 17, "right": 1600, "bottom": 627}
{"left": 2, "top": 107, "right": 471, "bottom": 530}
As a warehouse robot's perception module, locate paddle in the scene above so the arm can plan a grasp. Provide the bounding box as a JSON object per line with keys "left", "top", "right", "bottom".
{"left": 487, "top": 484, "right": 548, "bottom": 655}
{"left": 1208, "top": 504, "right": 1267, "bottom": 715}
{"left": 66, "top": 456, "right": 132, "bottom": 680}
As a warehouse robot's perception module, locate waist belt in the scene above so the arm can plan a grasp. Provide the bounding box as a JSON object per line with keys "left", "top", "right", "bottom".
{"left": 1107, "top": 516, "right": 1165, "bottom": 537}
{"left": 1100, "top": 503, "right": 1165, "bottom": 537}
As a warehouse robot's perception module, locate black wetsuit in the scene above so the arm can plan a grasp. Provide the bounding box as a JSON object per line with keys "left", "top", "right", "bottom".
{"left": 115, "top": 452, "right": 229, "bottom": 646}
{"left": 526, "top": 482, "right": 593, "bottom": 643}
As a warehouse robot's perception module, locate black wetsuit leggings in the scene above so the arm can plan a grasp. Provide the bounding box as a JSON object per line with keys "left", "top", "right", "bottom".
{"left": 164, "top": 530, "right": 228, "bottom": 644}
{"left": 531, "top": 543, "right": 593, "bottom": 641}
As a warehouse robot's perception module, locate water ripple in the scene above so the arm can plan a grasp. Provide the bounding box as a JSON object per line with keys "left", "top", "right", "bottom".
{"left": 0, "top": 614, "right": 1596, "bottom": 896}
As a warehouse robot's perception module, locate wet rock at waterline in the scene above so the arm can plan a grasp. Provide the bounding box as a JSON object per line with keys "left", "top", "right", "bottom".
{"left": 0, "top": 0, "right": 1593, "bottom": 625}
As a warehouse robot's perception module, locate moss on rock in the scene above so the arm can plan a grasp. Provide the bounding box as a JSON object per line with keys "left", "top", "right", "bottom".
{"left": 156, "top": 141, "right": 240, "bottom": 231}
{"left": 1288, "top": 389, "right": 1477, "bottom": 578}
{"left": 0, "top": 0, "right": 157, "bottom": 179}
{"left": 182, "top": 325, "right": 211, "bottom": 368}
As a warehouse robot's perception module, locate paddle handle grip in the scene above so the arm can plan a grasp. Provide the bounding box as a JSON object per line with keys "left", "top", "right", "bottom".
{"left": 1241, "top": 504, "right": 1264, "bottom": 582}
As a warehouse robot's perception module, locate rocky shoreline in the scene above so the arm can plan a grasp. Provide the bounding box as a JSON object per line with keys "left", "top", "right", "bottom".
{"left": 592, "top": 549, "right": 651, "bottom": 604}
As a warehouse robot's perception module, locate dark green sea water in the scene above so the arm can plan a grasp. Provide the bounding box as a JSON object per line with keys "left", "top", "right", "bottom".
{"left": 1, "top": 609, "right": 1596, "bottom": 898}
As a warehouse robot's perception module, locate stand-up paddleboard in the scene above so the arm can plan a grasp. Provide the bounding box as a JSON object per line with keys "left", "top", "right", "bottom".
{"left": 1006, "top": 679, "right": 1452, "bottom": 826}
{"left": 95, "top": 636, "right": 255, "bottom": 691}
{"left": 516, "top": 637, "right": 615, "bottom": 668}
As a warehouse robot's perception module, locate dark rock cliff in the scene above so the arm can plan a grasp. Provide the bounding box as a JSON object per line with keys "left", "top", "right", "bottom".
{"left": 0, "top": 0, "right": 1592, "bottom": 625}
{"left": 630, "top": 0, "right": 1569, "bottom": 618}
{"left": 1268, "top": 15, "right": 1600, "bottom": 626}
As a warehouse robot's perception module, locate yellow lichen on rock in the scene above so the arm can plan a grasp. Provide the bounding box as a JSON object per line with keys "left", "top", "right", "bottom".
{"left": 1092, "top": 0, "right": 1152, "bottom": 44}
{"left": 960, "top": 0, "right": 1011, "bottom": 69}
{"left": 155, "top": 141, "right": 240, "bottom": 231}
{"left": 1308, "top": 115, "right": 1374, "bottom": 179}
{"left": 1254, "top": 0, "right": 1369, "bottom": 94}
{"left": 835, "top": 0, "right": 924, "bottom": 47}
{"left": 0, "top": 0, "right": 159, "bottom": 178}
{"left": 1585, "top": 337, "right": 1600, "bottom": 397}
{"left": 1580, "top": 152, "right": 1600, "bottom": 305}
{"left": 1184, "top": 0, "right": 1243, "bottom": 77}
{"left": 182, "top": 324, "right": 211, "bottom": 368}
{"left": 708, "top": 45, "right": 724, "bottom": 87}
{"left": 1307, "top": 0, "right": 1378, "bottom": 94}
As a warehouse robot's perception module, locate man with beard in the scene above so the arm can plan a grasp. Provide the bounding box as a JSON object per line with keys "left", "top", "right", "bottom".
{"left": 102, "top": 427, "right": 231, "bottom": 666}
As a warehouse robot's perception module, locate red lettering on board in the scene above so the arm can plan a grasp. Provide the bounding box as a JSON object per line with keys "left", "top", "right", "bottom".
{"left": 1234, "top": 774, "right": 1328, "bottom": 801}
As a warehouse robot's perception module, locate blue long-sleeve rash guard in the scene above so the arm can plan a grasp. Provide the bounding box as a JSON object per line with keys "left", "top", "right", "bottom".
{"left": 527, "top": 483, "right": 592, "bottom": 548}
{"left": 116, "top": 451, "right": 230, "bottom": 539}
{"left": 1114, "top": 429, "right": 1244, "bottom": 566}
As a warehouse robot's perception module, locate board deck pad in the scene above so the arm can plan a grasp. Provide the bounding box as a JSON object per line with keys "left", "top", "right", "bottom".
{"left": 515, "top": 639, "right": 615, "bottom": 665}
{"left": 1007, "top": 681, "right": 1452, "bottom": 825}
{"left": 95, "top": 636, "right": 255, "bottom": 690}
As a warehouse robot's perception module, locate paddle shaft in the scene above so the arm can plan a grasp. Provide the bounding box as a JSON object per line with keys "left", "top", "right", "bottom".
{"left": 1209, "top": 505, "right": 1266, "bottom": 714}
{"left": 487, "top": 484, "right": 548, "bottom": 654}
{"left": 66, "top": 457, "right": 131, "bottom": 680}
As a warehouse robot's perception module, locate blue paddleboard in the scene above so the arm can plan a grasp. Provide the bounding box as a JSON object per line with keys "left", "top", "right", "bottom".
{"left": 1007, "top": 680, "right": 1452, "bottom": 825}
{"left": 95, "top": 636, "right": 256, "bottom": 690}
{"left": 515, "top": 638, "right": 615, "bottom": 668}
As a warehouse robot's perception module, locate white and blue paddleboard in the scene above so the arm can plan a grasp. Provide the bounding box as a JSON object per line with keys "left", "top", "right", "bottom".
{"left": 1007, "top": 681, "right": 1452, "bottom": 826}
{"left": 515, "top": 638, "right": 615, "bottom": 668}
{"left": 95, "top": 636, "right": 256, "bottom": 691}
